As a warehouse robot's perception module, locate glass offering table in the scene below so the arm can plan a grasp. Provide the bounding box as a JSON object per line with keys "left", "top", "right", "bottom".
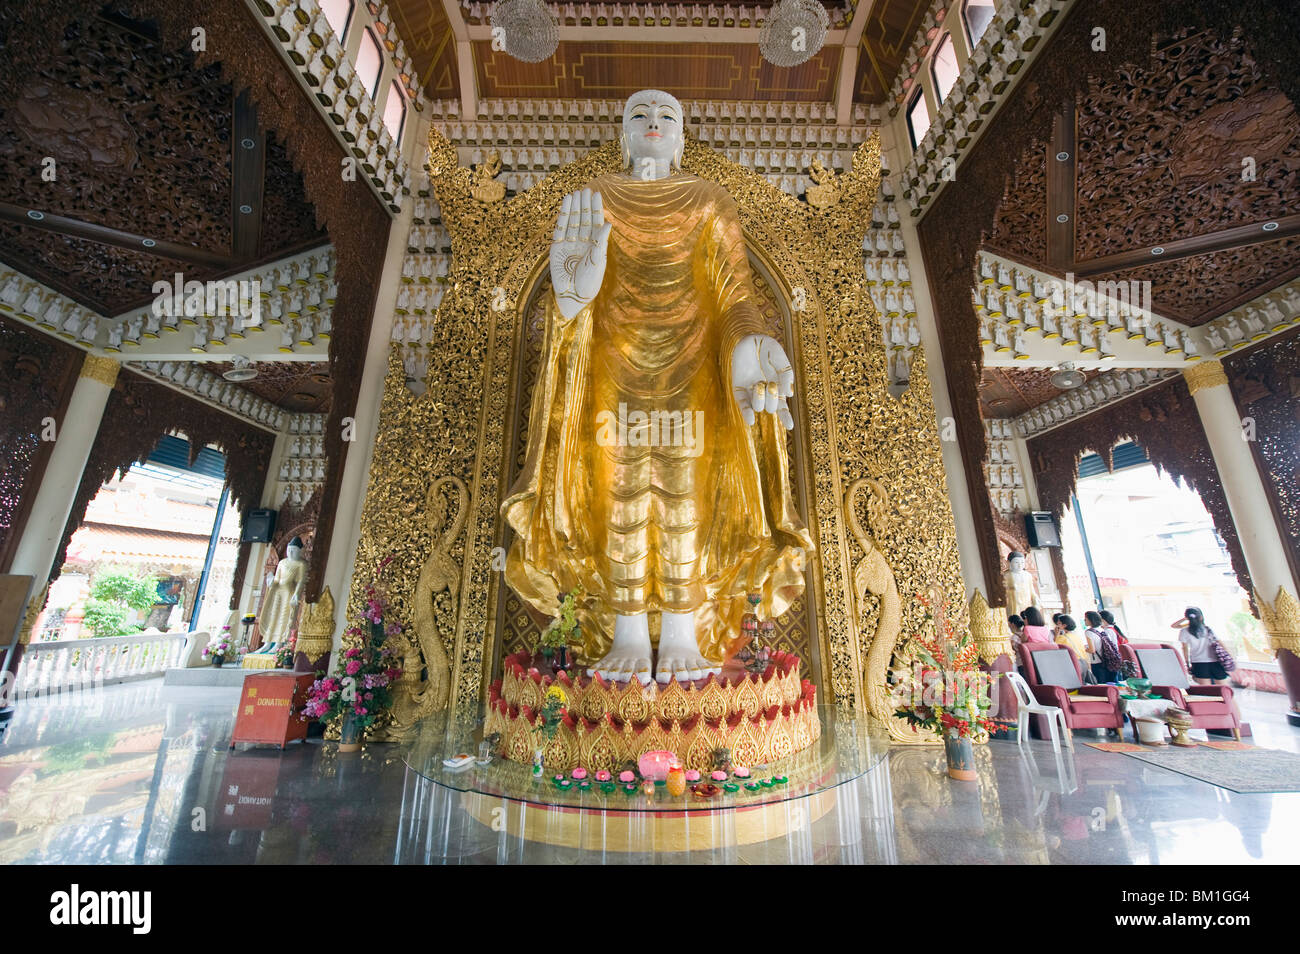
{"left": 397, "top": 705, "right": 891, "bottom": 861}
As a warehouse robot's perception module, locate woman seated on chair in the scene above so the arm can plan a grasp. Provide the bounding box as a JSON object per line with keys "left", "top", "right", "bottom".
{"left": 1020, "top": 606, "right": 1054, "bottom": 644}
{"left": 1053, "top": 614, "right": 1090, "bottom": 675}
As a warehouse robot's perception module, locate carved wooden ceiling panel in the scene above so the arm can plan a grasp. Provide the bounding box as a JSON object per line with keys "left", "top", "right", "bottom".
{"left": 0, "top": 8, "right": 325, "bottom": 315}
{"left": 979, "top": 366, "right": 1099, "bottom": 419}
{"left": 474, "top": 40, "right": 841, "bottom": 102}
{"left": 381, "top": 0, "right": 932, "bottom": 104}
{"left": 208, "top": 361, "right": 334, "bottom": 413}
{"left": 1098, "top": 238, "right": 1300, "bottom": 325}
{"left": 388, "top": 0, "right": 461, "bottom": 100}
{"left": 983, "top": 28, "right": 1300, "bottom": 328}
{"left": 853, "top": 0, "right": 932, "bottom": 104}
{"left": 1074, "top": 31, "right": 1299, "bottom": 261}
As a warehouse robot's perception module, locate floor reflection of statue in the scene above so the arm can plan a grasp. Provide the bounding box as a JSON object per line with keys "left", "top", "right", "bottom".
{"left": 502, "top": 89, "right": 813, "bottom": 686}
{"left": 1004, "top": 550, "right": 1040, "bottom": 614}
{"left": 252, "top": 536, "right": 306, "bottom": 654}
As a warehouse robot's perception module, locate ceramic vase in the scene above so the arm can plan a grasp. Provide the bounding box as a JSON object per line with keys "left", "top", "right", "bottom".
{"left": 944, "top": 734, "right": 976, "bottom": 781}
{"left": 339, "top": 712, "right": 364, "bottom": 752}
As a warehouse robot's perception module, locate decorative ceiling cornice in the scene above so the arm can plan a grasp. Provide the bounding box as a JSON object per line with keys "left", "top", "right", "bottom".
{"left": 250, "top": 0, "right": 413, "bottom": 213}
{"left": 1012, "top": 367, "right": 1175, "bottom": 438}
{"left": 897, "top": 0, "right": 1074, "bottom": 218}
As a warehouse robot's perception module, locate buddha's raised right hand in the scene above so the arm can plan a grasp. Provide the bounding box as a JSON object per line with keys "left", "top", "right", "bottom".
{"left": 551, "top": 188, "right": 612, "bottom": 320}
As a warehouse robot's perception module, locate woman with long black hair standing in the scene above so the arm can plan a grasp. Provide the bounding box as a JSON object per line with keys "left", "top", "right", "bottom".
{"left": 1170, "top": 607, "right": 1227, "bottom": 685}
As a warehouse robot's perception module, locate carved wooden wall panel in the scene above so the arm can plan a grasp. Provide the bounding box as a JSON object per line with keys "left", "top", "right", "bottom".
{"left": 0, "top": 317, "right": 82, "bottom": 572}
{"left": 1227, "top": 328, "right": 1300, "bottom": 592}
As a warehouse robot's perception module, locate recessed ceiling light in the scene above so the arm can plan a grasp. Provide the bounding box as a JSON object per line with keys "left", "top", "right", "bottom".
{"left": 1262, "top": 221, "right": 1279, "bottom": 232}
{"left": 239, "top": 204, "right": 254, "bottom": 214}
{"left": 1055, "top": 151, "right": 1070, "bottom": 161}
{"left": 1151, "top": 246, "right": 1165, "bottom": 255}
{"left": 142, "top": 238, "right": 156, "bottom": 247}
{"left": 26, "top": 210, "right": 44, "bottom": 220}
{"left": 1056, "top": 213, "right": 1069, "bottom": 223}
{"left": 241, "top": 137, "right": 257, "bottom": 150}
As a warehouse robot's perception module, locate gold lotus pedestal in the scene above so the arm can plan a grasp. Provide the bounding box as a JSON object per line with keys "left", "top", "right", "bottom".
{"left": 486, "top": 651, "right": 821, "bottom": 773}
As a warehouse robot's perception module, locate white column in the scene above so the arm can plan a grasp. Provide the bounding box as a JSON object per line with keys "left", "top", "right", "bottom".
{"left": 894, "top": 178, "right": 985, "bottom": 601}
{"left": 1184, "top": 361, "right": 1294, "bottom": 599}
{"left": 10, "top": 355, "right": 119, "bottom": 582}
{"left": 320, "top": 195, "right": 413, "bottom": 651}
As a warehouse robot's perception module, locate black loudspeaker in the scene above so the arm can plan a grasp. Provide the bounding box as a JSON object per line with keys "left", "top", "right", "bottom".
{"left": 1024, "top": 511, "right": 1061, "bottom": 548}
{"left": 242, "top": 509, "right": 277, "bottom": 543}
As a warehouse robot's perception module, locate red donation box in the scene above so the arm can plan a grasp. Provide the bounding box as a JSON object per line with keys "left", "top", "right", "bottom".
{"left": 230, "top": 672, "right": 316, "bottom": 749}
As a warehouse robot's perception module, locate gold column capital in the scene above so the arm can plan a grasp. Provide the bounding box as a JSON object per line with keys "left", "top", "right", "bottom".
{"left": 80, "top": 354, "right": 121, "bottom": 388}
{"left": 1182, "top": 359, "right": 1228, "bottom": 396}
{"left": 1256, "top": 586, "right": 1300, "bottom": 656}
{"left": 19, "top": 583, "right": 50, "bottom": 646}
{"left": 969, "top": 589, "right": 1015, "bottom": 665}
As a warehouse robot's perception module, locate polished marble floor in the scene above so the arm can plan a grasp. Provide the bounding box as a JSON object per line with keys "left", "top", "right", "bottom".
{"left": 0, "top": 680, "right": 1295, "bottom": 864}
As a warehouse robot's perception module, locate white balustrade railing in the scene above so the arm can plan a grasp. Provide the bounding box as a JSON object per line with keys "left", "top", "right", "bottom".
{"left": 15, "top": 631, "right": 189, "bottom": 697}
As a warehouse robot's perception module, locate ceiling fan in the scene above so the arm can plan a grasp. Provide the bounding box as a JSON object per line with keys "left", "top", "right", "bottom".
{"left": 1050, "top": 361, "right": 1086, "bottom": 390}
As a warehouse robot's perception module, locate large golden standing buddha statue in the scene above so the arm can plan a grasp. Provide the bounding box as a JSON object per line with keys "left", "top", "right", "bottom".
{"left": 502, "top": 90, "right": 813, "bottom": 685}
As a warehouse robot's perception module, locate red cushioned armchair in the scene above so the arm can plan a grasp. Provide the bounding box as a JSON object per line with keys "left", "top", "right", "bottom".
{"left": 1018, "top": 643, "right": 1125, "bottom": 735}
{"left": 1121, "top": 642, "right": 1243, "bottom": 740}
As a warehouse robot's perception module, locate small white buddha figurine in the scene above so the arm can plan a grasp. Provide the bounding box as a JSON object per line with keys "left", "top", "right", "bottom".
{"left": 253, "top": 536, "right": 307, "bottom": 654}
{"left": 1004, "top": 550, "right": 1041, "bottom": 614}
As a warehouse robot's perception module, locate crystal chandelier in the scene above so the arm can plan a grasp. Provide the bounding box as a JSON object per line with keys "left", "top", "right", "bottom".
{"left": 490, "top": 0, "right": 559, "bottom": 63}
{"left": 759, "top": 0, "right": 829, "bottom": 68}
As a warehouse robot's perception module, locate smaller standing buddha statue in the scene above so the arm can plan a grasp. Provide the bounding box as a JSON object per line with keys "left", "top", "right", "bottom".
{"left": 251, "top": 536, "right": 307, "bottom": 655}
{"left": 1003, "top": 550, "right": 1040, "bottom": 614}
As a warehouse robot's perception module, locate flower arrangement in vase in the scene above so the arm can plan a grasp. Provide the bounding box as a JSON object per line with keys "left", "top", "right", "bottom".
{"left": 892, "top": 590, "right": 996, "bottom": 780}
{"left": 302, "top": 556, "right": 403, "bottom": 751}
{"left": 274, "top": 635, "right": 296, "bottom": 670}
{"left": 203, "top": 634, "right": 233, "bottom": 667}
{"left": 537, "top": 584, "right": 583, "bottom": 671}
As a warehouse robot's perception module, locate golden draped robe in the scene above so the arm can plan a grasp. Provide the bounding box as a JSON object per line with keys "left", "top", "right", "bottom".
{"left": 502, "top": 172, "right": 813, "bottom": 662}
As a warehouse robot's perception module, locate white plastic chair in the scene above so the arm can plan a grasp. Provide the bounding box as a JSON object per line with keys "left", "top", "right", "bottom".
{"left": 1004, "top": 671, "right": 1073, "bottom": 752}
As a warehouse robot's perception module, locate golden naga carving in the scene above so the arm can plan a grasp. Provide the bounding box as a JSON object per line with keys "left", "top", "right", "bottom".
{"left": 469, "top": 150, "right": 506, "bottom": 204}
{"left": 844, "top": 477, "right": 909, "bottom": 739}
{"left": 296, "top": 586, "right": 335, "bottom": 662}
{"left": 803, "top": 158, "right": 840, "bottom": 209}
{"left": 1256, "top": 586, "right": 1300, "bottom": 655}
{"left": 969, "top": 589, "right": 1015, "bottom": 665}
{"left": 383, "top": 475, "right": 468, "bottom": 739}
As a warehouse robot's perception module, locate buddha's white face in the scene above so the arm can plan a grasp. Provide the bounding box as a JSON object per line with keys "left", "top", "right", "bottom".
{"left": 623, "top": 90, "right": 682, "bottom": 170}
{"left": 1009, "top": 554, "right": 1025, "bottom": 572}
{"left": 287, "top": 544, "right": 303, "bottom": 561}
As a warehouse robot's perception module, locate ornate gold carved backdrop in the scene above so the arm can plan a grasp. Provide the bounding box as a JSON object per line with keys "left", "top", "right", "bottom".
{"left": 350, "top": 129, "right": 966, "bottom": 742}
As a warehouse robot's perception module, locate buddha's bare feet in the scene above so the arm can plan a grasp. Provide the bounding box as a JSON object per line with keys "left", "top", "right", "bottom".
{"left": 656, "top": 611, "right": 720, "bottom": 683}
{"left": 589, "top": 613, "right": 652, "bottom": 684}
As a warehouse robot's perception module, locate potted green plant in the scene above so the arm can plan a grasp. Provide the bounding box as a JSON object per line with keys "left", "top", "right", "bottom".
{"left": 537, "top": 585, "right": 582, "bottom": 670}
{"left": 893, "top": 592, "right": 996, "bottom": 780}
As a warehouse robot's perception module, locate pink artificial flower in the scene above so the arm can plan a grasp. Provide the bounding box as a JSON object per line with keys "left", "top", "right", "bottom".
{"left": 346, "top": 660, "right": 361, "bottom": 675}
